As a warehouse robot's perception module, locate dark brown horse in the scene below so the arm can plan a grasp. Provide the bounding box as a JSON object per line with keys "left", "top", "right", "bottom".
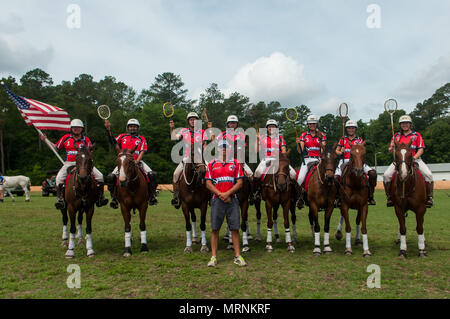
{"left": 261, "top": 150, "right": 295, "bottom": 253}
{"left": 335, "top": 142, "right": 372, "bottom": 257}
{"left": 116, "top": 147, "right": 150, "bottom": 257}
{"left": 176, "top": 147, "right": 210, "bottom": 253}
{"left": 63, "top": 145, "right": 97, "bottom": 258}
{"left": 304, "top": 144, "right": 338, "bottom": 256}
{"left": 390, "top": 139, "right": 427, "bottom": 258}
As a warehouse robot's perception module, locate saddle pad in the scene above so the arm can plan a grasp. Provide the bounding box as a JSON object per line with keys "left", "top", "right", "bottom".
{"left": 391, "top": 169, "right": 424, "bottom": 183}
{"left": 304, "top": 165, "right": 318, "bottom": 192}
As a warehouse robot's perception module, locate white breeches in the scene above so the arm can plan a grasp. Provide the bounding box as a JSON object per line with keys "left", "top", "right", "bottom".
{"left": 296, "top": 157, "right": 320, "bottom": 186}
{"left": 383, "top": 158, "right": 433, "bottom": 183}
{"left": 112, "top": 161, "right": 152, "bottom": 175}
{"left": 334, "top": 159, "right": 373, "bottom": 176}
{"left": 254, "top": 158, "right": 296, "bottom": 180}
{"left": 56, "top": 161, "right": 104, "bottom": 185}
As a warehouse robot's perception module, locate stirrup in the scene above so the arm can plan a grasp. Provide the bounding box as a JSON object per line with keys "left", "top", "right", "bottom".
{"left": 55, "top": 199, "right": 65, "bottom": 210}
{"left": 110, "top": 198, "right": 119, "bottom": 209}
{"left": 425, "top": 198, "right": 433, "bottom": 208}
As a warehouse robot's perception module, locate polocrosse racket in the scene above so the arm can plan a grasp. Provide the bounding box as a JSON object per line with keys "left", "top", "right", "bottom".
{"left": 339, "top": 102, "right": 349, "bottom": 138}
{"left": 97, "top": 104, "right": 111, "bottom": 120}
{"left": 285, "top": 107, "right": 302, "bottom": 157}
{"left": 384, "top": 98, "right": 398, "bottom": 160}
{"left": 163, "top": 102, "right": 175, "bottom": 118}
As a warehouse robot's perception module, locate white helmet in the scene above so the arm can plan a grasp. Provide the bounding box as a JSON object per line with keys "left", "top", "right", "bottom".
{"left": 399, "top": 115, "right": 412, "bottom": 124}
{"left": 70, "top": 119, "right": 84, "bottom": 128}
{"left": 345, "top": 120, "right": 358, "bottom": 128}
{"left": 227, "top": 115, "right": 239, "bottom": 123}
{"left": 126, "top": 118, "right": 140, "bottom": 128}
{"left": 187, "top": 112, "right": 199, "bottom": 120}
{"left": 266, "top": 119, "right": 278, "bottom": 127}
{"left": 307, "top": 115, "right": 319, "bottom": 124}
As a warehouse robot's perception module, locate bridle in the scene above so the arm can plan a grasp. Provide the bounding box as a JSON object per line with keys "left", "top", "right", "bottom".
{"left": 118, "top": 152, "right": 139, "bottom": 188}
{"left": 73, "top": 149, "right": 94, "bottom": 204}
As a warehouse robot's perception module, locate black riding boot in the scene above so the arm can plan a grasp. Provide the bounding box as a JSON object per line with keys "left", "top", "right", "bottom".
{"left": 171, "top": 182, "right": 181, "bottom": 209}
{"left": 296, "top": 186, "right": 305, "bottom": 209}
{"left": 334, "top": 175, "right": 342, "bottom": 208}
{"left": 368, "top": 170, "right": 377, "bottom": 205}
{"left": 384, "top": 181, "right": 393, "bottom": 207}
{"left": 96, "top": 182, "right": 109, "bottom": 207}
{"left": 55, "top": 184, "right": 65, "bottom": 210}
{"left": 425, "top": 182, "right": 434, "bottom": 208}
{"left": 106, "top": 174, "right": 118, "bottom": 209}
{"left": 147, "top": 172, "right": 158, "bottom": 206}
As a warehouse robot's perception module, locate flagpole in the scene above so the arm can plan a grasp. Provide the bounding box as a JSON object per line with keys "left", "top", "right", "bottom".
{"left": 35, "top": 127, "right": 65, "bottom": 164}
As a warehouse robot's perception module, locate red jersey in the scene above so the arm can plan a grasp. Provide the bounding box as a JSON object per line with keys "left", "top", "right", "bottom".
{"left": 338, "top": 136, "right": 364, "bottom": 159}
{"left": 205, "top": 158, "right": 244, "bottom": 199}
{"left": 391, "top": 131, "right": 425, "bottom": 157}
{"left": 115, "top": 134, "right": 147, "bottom": 160}
{"left": 177, "top": 128, "right": 208, "bottom": 158}
{"left": 259, "top": 134, "right": 286, "bottom": 158}
{"left": 56, "top": 134, "right": 92, "bottom": 162}
{"left": 216, "top": 130, "right": 246, "bottom": 146}
{"left": 300, "top": 131, "right": 327, "bottom": 157}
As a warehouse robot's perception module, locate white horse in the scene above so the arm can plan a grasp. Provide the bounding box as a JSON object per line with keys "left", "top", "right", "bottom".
{"left": 0, "top": 175, "right": 31, "bottom": 202}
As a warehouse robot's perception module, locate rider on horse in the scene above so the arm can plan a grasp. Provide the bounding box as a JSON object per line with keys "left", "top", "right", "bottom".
{"left": 253, "top": 119, "right": 297, "bottom": 200}
{"left": 217, "top": 115, "right": 255, "bottom": 203}
{"left": 104, "top": 118, "right": 158, "bottom": 208}
{"left": 295, "top": 115, "right": 326, "bottom": 208}
{"left": 40, "top": 119, "right": 108, "bottom": 209}
{"left": 334, "top": 120, "right": 377, "bottom": 206}
{"left": 383, "top": 115, "right": 434, "bottom": 208}
{"left": 170, "top": 112, "right": 211, "bottom": 208}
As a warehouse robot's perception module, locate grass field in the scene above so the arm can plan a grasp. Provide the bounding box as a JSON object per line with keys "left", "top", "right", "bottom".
{"left": 0, "top": 190, "right": 449, "bottom": 299}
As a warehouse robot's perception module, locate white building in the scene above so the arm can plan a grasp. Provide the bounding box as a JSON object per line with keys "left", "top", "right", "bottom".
{"left": 375, "top": 163, "right": 450, "bottom": 182}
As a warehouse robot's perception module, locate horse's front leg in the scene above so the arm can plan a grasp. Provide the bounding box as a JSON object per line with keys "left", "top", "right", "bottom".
{"left": 182, "top": 203, "right": 193, "bottom": 254}
{"left": 273, "top": 204, "right": 282, "bottom": 243}
{"left": 255, "top": 198, "right": 262, "bottom": 241}
{"left": 415, "top": 205, "right": 427, "bottom": 257}
{"left": 283, "top": 200, "right": 294, "bottom": 253}
{"left": 76, "top": 211, "right": 84, "bottom": 245}
{"left": 139, "top": 202, "right": 149, "bottom": 253}
{"left": 360, "top": 204, "right": 371, "bottom": 257}
{"left": 342, "top": 202, "right": 352, "bottom": 255}
{"left": 190, "top": 208, "right": 198, "bottom": 244}
{"left": 85, "top": 205, "right": 95, "bottom": 257}
{"left": 290, "top": 199, "right": 297, "bottom": 243}
{"left": 394, "top": 204, "right": 407, "bottom": 258}
{"left": 65, "top": 206, "right": 77, "bottom": 258}
{"left": 323, "top": 203, "right": 334, "bottom": 255}
{"left": 61, "top": 208, "right": 69, "bottom": 247}
{"left": 121, "top": 204, "right": 133, "bottom": 257}
{"left": 310, "top": 204, "right": 321, "bottom": 256}
{"left": 355, "top": 209, "right": 362, "bottom": 246}
{"left": 199, "top": 202, "right": 209, "bottom": 253}
{"left": 265, "top": 201, "right": 274, "bottom": 252}
{"left": 241, "top": 200, "right": 250, "bottom": 253}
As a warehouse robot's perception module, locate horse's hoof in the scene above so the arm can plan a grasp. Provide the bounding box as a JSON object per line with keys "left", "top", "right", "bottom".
{"left": 25, "top": 199, "right": 30, "bottom": 202}
{"left": 418, "top": 250, "right": 427, "bottom": 258}
{"left": 184, "top": 246, "right": 193, "bottom": 254}
{"left": 276, "top": 238, "right": 282, "bottom": 244}
{"left": 61, "top": 240, "right": 68, "bottom": 247}
{"left": 192, "top": 238, "right": 199, "bottom": 245}
{"left": 287, "top": 245, "right": 295, "bottom": 253}
{"left": 335, "top": 230, "right": 343, "bottom": 241}
{"left": 87, "top": 250, "right": 95, "bottom": 257}
{"left": 354, "top": 239, "right": 362, "bottom": 246}
{"left": 200, "top": 245, "right": 209, "bottom": 253}
{"left": 363, "top": 250, "right": 372, "bottom": 258}
{"left": 323, "top": 247, "right": 333, "bottom": 254}
{"left": 398, "top": 250, "right": 407, "bottom": 259}
{"left": 65, "top": 249, "right": 75, "bottom": 258}
{"left": 222, "top": 236, "right": 229, "bottom": 242}
{"left": 344, "top": 249, "right": 353, "bottom": 256}
{"left": 265, "top": 245, "right": 273, "bottom": 252}
{"left": 123, "top": 247, "right": 132, "bottom": 257}
{"left": 313, "top": 248, "right": 322, "bottom": 256}
{"left": 140, "top": 244, "right": 149, "bottom": 253}
{"left": 226, "top": 244, "right": 234, "bottom": 250}
{"left": 242, "top": 245, "right": 251, "bottom": 253}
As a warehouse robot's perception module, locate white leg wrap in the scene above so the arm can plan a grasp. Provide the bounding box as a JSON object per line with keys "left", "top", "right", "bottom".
{"left": 337, "top": 216, "right": 344, "bottom": 232}
{"left": 314, "top": 232, "right": 320, "bottom": 247}
{"left": 285, "top": 229, "right": 291, "bottom": 243}
{"left": 418, "top": 234, "right": 425, "bottom": 250}
{"left": 85, "top": 234, "right": 93, "bottom": 250}
{"left": 68, "top": 233, "right": 76, "bottom": 250}
{"left": 346, "top": 232, "right": 351, "bottom": 249}
{"left": 267, "top": 229, "right": 272, "bottom": 243}
{"left": 62, "top": 226, "right": 68, "bottom": 240}
{"left": 362, "top": 234, "right": 369, "bottom": 251}
{"left": 324, "top": 232, "right": 330, "bottom": 246}
{"left": 140, "top": 231, "right": 147, "bottom": 244}
{"left": 125, "top": 232, "right": 132, "bottom": 248}
{"left": 400, "top": 235, "right": 407, "bottom": 251}
{"left": 243, "top": 231, "right": 248, "bottom": 246}
{"left": 192, "top": 222, "right": 197, "bottom": 239}
{"left": 76, "top": 225, "right": 83, "bottom": 238}
{"left": 274, "top": 221, "right": 279, "bottom": 235}
{"left": 356, "top": 225, "right": 361, "bottom": 240}
{"left": 246, "top": 221, "right": 251, "bottom": 235}
{"left": 201, "top": 230, "right": 207, "bottom": 246}
{"left": 186, "top": 231, "right": 192, "bottom": 247}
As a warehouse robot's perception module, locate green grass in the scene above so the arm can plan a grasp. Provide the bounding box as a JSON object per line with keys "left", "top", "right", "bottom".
{"left": 0, "top": 190, "right": 449, "bottom": 299}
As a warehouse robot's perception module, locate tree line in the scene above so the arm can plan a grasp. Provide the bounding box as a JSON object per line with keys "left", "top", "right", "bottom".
{"left": 0, "top": 69, "right": 448, "bottom": 184}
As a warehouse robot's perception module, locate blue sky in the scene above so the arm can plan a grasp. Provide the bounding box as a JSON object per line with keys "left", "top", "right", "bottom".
{"left": 1, "top": 0, "right": 449, "bottom": 121}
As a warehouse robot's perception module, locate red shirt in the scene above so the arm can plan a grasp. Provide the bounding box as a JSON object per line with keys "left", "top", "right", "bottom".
{"left": 177, "top": 128, "right": 208, "bottom": 158}
{"left": 56, "top": 134, "right": 92, "bottom": 162}
{"left": 338, "top": 136, "right": 364, "bottom": 159}
{"left": 300, "top": 131, "right": 327, "bottom": 157}
{"left": 391, "top": 131, "right": 425, "bottom": 157}
{"left": 205, "top": 158, "right": 244, "bottom": 199}
{"left": 115, "top": 134, "right": 148, "bottom": 160}
{"left": 216, "top": 130, "right": 246, "bottom": 146}
{"left": 259, "top": 134, "right": 286, "bottom": 158}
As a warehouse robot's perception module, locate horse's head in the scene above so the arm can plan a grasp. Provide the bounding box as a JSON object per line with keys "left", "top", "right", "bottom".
{"left": 321, "top": 143, "right": 338, "bottom": 184}
{"left": 394, "top": 139, "right": 413, "bottom": 182}
{"left": 117, "top": 146, "right": 138, "bottom": 187}
{"left": 75, "top": 144, "right": 94, "bottom": 184}
{"left": 276, "top": 149, "right": 291, "bottom": 192}
{"left": 349, "top": 142, "right": 366, "bottom": 177}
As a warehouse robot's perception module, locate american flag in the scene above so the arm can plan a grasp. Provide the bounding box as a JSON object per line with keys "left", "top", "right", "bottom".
{"left": 2, "top": 83, "right": 70, "bottom": 131}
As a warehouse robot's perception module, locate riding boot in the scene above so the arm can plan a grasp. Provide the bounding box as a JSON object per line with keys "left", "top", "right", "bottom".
{"left": 248, "top": 177, "right": 255, "bottom": 205}
{"left": 96, "top": 182, "right": 109, "bottom": 207}
{"left": 106, "top": 174, "right": 118, "bottom": 209}
{"left": 384, "top": 181, "right": 393, "bottom": 207}
{"left": 147, "top": 172, "right": 158, "bottom": 206}
{"left": 425, "top": 181, "right": 434, "bottom": 208}
{"left": 296, "top": 186, "right": 305, "bottom": 209}
{"left": 171, "top": 182, "right": 181, "bottom": 209}
{"left": 368, "top": 170, "right": 377, "bottom": 206}
{"left": 55, "top": 184, "right": 66, "bottom": 210}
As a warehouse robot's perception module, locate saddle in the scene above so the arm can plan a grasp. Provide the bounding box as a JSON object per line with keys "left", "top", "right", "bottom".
{"left": 65, "top": 166, "right": 97, "bottom": 188}
{"left": 341, "top": 162, "right": 369, "bottom": 184}
{"left": 296, "top": 161, "right": 319, "bottom": 192}
{"left": 391, "top": 167, "right": 424, "bottom": 183}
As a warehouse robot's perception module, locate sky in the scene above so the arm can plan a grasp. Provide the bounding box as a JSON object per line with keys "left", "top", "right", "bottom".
{"left": 1, "top": 0, "right": 450, "bottom": 122}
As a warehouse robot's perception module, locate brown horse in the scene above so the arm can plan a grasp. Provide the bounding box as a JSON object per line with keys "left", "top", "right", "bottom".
{"left": 63, "top": 145, "right": 97, "bottom": 258}
{"left": 390, "top": 139, "right": 427, "bottom": 258}
{"left": 176, "top": 147, "right": 210, "bottom": 253}
{"left": 335, "top": 142, "right": 372, "bottom": 257}
{"left": 304, "top": 144, "right": 338, "bottom": 256}
{"left": 261, "top": 150, "right": 295, "bottom": 253}
{"left": 116, "top": 147, "right": 150, "bottom": 257}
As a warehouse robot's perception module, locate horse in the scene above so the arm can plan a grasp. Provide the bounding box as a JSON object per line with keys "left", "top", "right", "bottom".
{"left": 63, "top": 145, "right": 97, "bottom": 258}
{"left": 390, "top": 139, "right": 428, "bottom": 258}
{"left": 0, "top": 175, "right": 31, "bottom": 202}
{"left": 261, "top": 150, "right": 295, "bottom": 253}
{"left": 176, "top": 147, "right": 210, "bottom": 253}
{"left": 335, "top": 142, "right": 372, "bottom": 257}
{"left": 115, "top": 146, "right": 150, "bottom": 257}
{"left": 303, "top": 144, "right": 338, "bottom": 256}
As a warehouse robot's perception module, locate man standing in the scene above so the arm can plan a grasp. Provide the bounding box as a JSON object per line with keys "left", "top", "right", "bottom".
{"left": 205, "top": 140, "right": 247, "bottom": 267}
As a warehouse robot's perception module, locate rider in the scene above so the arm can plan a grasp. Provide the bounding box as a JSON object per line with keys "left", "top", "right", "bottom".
{"left": 169, "top": 112, "right": 211, "bottom": 208}
{"left": 253, "top": 119, "right": 297, "bottom": 199}
{"left": 295, "top": 115, "right": 326, "bottom": 208}
{"left": 40, "top": 119, "right": 108, "bottom": 209}
{"left": 217, "top": 115, "right": 255, "bottom": 203}
{"left": 334, "top": 120, "right": 377, "bottom": 206}
{"left": 104, "top": 118, "right": 158, "bottom": 209}
{"left": 383, "top": 115, "right": 433, "bottom": 208}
